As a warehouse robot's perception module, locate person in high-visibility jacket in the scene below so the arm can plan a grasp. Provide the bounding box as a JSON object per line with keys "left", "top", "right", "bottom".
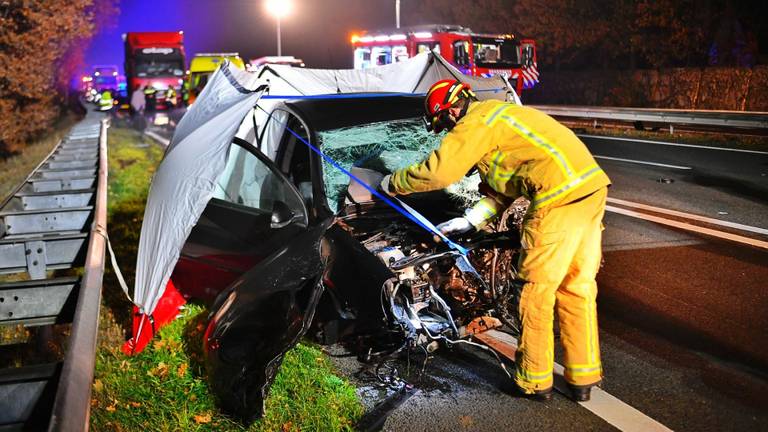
{"left": 98, "top": 89, "right": 114, "bottom": 111}
{"left": 381, "top": 79, "right": 611, "bottom": 402}
{"left": 165, "top": 86, "right": 178, "bottom": 108}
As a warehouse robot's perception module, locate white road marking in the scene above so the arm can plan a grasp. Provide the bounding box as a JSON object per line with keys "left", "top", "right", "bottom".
{"left": 578, "top": 134, "right": 768, "bottom": 155}
{"left": 602, "top": 239, "right": 702, "bottom": 252}
{"left": 594, "top": 155, "right": 692, "bottom": 170}
{"left": 606, "top": 205, "right": 768, "bottom": 250}
{"left": 485, "top": 330, "right": 674, "bottom": 432}
{"left": 607, "top": 197, "right": 768, "bottom": 236}
{"left": 145, "top": 130, "right": 170, "bottom": 147}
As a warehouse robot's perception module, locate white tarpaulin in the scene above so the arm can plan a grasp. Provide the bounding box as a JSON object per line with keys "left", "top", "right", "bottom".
{"left": 133, "top": 63, "right": 266, "bottom": 317}
{"left": 243, "top": 51, "right": 520, "bottom": 159}
{"left": 133, "top": 52, "right": 519, "bottom": 320}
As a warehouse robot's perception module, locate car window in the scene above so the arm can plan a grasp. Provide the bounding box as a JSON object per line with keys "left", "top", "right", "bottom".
{"left": 275, "top": 116, "right": 313, "bottom": 207}
{"left": 317, "top": 118, "right": 445, "bottom": 212}
{"left": 213, "top": 143, "right": 304, "bottom": 215}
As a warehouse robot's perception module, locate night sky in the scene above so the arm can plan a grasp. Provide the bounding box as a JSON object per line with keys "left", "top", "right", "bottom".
{"left": 85, "top": 0, "right": 402, "bottom": 74}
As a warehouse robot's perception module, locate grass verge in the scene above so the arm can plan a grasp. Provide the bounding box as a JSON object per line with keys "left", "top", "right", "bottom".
{"left": 91, "top": 126, "right": 363, "bottom": 431}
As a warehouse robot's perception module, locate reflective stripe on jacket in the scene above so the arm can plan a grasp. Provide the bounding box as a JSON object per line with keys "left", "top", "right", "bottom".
{"left": 391, "top": 100, "right": 611, "bottom": 227}
{"left": 99, "top": 91, "right": 113, "bottom": 108}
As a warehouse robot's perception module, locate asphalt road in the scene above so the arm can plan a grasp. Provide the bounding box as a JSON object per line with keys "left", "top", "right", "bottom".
{"left": 151, "top": 115, "right": 767, "bottom": 430}
{"left": 333, "top": 133, "right": 768, "bottom": 432}
{"left": 585, "top": 134, "right": 768, "bottom": 368}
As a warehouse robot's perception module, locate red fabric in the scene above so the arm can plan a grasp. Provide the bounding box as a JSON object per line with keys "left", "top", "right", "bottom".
{"left": 121, "top": 278, "right": 187, "bottom": 356}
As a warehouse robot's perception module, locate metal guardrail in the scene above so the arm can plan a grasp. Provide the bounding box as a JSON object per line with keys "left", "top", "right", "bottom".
{"left": 531, "top": 105, "right": 768, "bottom": 133}
{"left": 0, "top": 111, "right": 108, "bottom": 431}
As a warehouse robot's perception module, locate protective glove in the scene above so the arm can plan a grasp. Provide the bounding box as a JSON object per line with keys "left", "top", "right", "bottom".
{"left": 436, "top": 216, "right": 473, "bottom": 237}
{"left": 379, "top": 174, "right": 396, "bottom": 197}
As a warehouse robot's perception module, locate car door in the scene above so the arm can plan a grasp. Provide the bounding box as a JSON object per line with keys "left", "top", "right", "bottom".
{"left": 172, "top": 137, "right": 309, "bottom": 302}
{"left": 192, "top": 137, "right": 331, "bottom": 423}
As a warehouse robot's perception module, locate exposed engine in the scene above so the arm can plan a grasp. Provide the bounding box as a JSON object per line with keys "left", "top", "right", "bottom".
{"left": 343, "top": 198, "right": 529, "bottom": 372}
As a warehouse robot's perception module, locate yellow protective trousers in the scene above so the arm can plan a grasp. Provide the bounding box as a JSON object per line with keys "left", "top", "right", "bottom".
{"left": 514, "top": 187, "right": 608, "bottom": 393}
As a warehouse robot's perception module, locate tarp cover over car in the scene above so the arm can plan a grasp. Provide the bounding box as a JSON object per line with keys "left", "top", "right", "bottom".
{"left": 126, "top": 52, "right": 519, "bottom": 354}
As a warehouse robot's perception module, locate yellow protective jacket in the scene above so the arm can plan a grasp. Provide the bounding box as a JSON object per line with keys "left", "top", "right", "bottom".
{"left": 391, "top": 100, "right": 611, "bottom": 227}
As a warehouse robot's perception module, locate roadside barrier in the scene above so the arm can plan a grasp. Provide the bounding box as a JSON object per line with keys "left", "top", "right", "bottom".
{"left": 0, "top": 110, "right": 108, "bottom": 431}
{"left": 532, "top": 105, "right": 768, "bottom": 135}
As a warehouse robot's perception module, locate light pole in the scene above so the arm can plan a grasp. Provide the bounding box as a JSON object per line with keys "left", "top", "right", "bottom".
{"left": 396, "top": 0, "right": 400, "bottom": 29}
{"left": 265, "top": 0, "right": 292, "bottom": 56}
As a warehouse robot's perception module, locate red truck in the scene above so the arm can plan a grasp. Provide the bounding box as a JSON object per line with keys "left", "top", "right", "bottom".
{"left": 123, "top": 31, "right": 186, "bottom": 109}
{"left": 351, "top": 24, "right": 538, "bottom": 95}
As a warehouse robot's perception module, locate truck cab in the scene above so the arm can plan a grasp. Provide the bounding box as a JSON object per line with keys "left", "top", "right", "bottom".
{"left": 187, "top": 53, "right": 246, "bottom": 105}
{"left": 123, "top": 31, "right": 186, "bottom": 110}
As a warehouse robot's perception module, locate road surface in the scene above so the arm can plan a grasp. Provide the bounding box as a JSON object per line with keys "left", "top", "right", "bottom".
{"left": 333, "top": 133, "right": 768, "bottom": 432}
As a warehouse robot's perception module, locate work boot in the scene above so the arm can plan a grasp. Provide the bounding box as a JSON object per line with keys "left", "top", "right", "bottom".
{"left": 570, "top": 386, "right": 591, "bottom": 402}
{"left": 514, "top": 384, "right": 553, "bottom": 402}
{"left": 568, "top": 381, "right": 601, "bottom": 402}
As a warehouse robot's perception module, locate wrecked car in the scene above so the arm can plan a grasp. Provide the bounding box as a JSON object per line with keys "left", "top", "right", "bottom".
{"left": 171, "top": 94, "right": 527, "bottom": 422}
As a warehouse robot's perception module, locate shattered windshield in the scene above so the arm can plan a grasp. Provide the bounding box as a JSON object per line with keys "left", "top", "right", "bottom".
{"left": 317, "top": 117, "right": 481, "bottom": 212}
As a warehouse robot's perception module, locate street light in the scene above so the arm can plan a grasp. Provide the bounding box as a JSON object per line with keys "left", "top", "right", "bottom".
{"left": 265, "top": 0, "right": 292, "bottom": 56}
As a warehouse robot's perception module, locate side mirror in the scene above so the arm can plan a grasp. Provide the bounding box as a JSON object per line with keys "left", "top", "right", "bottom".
{"left": 270, "top": 201, "right": 296, "bottom": 229}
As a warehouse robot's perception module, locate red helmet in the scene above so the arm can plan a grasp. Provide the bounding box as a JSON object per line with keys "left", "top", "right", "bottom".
{"left": 423, "top": 79, "right": 475, "bottom": 133}
{"left": 424, "top": 79, "right": 474, "bottom": 117}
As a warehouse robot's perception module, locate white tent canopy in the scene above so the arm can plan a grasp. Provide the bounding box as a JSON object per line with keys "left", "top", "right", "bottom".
{"left": 133, "top": 52, "right": 520, "bottom": 320}
{"left": 243, "top": 51, "right": 520, "bottom": 159}
{"left": 133, "top": 65, "right": 266, "bottom": 317}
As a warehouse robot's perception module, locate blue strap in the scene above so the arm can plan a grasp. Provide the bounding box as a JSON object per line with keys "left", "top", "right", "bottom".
{"left": 254, "top": 104, "right": 469, "bottom": 256}
{"left": 261, "top": 92, "right": 423, "bottom": 100}
{"left": 259, "top": 88, "right": 505, "bottom": 100}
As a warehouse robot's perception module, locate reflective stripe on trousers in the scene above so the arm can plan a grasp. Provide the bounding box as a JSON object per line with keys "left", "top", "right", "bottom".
{"left": 514, "top": 187, "right": 607, "bottom": 392}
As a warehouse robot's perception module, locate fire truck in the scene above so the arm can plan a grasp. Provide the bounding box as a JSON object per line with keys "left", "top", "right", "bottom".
{"left": 123, "top": 31, "right": 186, "bottom": 109}
{"left": 351, "top": 25, "right": 538, "bottom": 95}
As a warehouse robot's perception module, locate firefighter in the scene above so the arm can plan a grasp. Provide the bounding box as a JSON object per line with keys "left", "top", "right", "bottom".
{"left": 380, "top": 79, "right": 611, "bottom": 402}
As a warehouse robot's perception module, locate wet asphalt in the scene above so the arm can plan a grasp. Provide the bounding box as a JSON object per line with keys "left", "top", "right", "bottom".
{"left": 151, "top": 118, "right": 767, "bottom": 430}
{"left": 330, "top": 134, "right": 768, "bottom": 432}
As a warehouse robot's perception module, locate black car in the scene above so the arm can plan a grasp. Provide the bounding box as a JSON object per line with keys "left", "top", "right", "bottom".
{"left": 176, "top": 95, "right": 522, "bottom": 423}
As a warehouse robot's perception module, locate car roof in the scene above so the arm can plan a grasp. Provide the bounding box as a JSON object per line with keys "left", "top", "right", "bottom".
{"left": 283, "top": 94, "right": 424, "bottom": 132}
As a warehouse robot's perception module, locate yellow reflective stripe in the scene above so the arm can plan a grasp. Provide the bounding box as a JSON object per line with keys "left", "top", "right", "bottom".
{"left": 566, "top": 360, "right": 603, "bottom": 377}
{"left": 566, "top": 362, "right": 602, "bottom": 369}
{"left": 516, "top": 367, "right": 553, "bottom": 383}
{"left": 486, "top": 150, "right": 506, "bottom": 189}
{"left": 485, "top": 104, "right": 510, "bottom": 126}
{"left": 397, "top": 168, "right": 416, "bottom": 192}
{"left": 465, "top": 198, "right": 499, "bottom": 227}
{"left": 498, "top": 114, "right": 575, "bottom": 177}
{"left": 566, "top": 363, "right": 602, "bottom": 374}
{"left": 447, "top": 84, "right": 464, "bottom": 105}
{"left": 532, "top": 164, "right": 603, "bottom": 208}
{"left": 478, "top": 199, "right": 498, "bottom": 218}
{"left": 569, "top": 367, "right": 603, "bottom": 377}
{"left": 427, "top": 81, "right": 451, "bottom": 98}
